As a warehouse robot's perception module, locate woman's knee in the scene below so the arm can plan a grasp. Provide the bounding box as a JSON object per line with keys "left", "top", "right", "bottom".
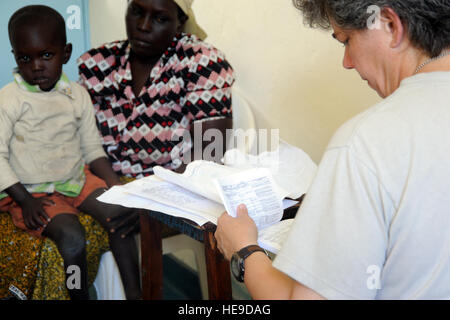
{"left": 78, "top": 189, "right": 129, "bottom": 230}
{"left": 91, "top": 204, "right": 132, "bottom": 232}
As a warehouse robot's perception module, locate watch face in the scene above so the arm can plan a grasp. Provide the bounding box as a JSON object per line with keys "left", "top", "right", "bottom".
{"left": 231, "top": 253, "right": 243, "bottom": 282}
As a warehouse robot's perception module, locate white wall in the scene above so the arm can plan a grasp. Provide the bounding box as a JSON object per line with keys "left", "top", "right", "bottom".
{"left": 89, "top": 0, "right": 381, "bottom": 163}
{"left": 89, "top": 0, "right": 127, "bottom": 47}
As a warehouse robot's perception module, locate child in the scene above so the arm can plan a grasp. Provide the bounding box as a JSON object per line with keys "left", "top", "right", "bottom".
{"left": 0, "top": 5, "right": 141, "bottom": 300}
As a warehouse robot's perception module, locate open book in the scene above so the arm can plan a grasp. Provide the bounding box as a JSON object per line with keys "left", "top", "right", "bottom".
{"left": 98, "top": 141, "right": 317, "bottom": 253}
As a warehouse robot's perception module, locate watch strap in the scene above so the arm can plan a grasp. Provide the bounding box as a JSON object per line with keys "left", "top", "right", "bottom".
{"left": 237, "top": 244, "right": 268, "bottom": 260}
{"left": 232, "top": 245, "right": 269, "bottom": 283}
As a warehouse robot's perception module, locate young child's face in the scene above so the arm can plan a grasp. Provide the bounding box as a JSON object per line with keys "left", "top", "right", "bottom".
{"left": 11, "top": 23, "right": 71, "bottom": 92}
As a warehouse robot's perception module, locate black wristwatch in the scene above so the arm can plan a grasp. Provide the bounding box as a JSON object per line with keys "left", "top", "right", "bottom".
{"left": 231, "top": 244, "right": 270, "bottom": 282}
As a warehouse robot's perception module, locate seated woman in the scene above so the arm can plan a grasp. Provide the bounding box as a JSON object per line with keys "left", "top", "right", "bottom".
{"left": 77, "top": 0, "right": 235, "bottom": 180}
{"left": 1, "top": 0, "right": 234, "bottom": 301}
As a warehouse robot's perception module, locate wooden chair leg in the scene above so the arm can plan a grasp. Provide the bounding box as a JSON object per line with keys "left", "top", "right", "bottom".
{"left": 204, "top": 229, "right": 232, "bottom": 300}
{"left": 140, "top": 210, "right": 163, "bottom": 299}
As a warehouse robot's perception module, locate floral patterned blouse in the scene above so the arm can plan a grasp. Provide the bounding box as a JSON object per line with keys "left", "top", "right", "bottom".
{"left": 78, "top": 33, "right": 235, "bottom": 178}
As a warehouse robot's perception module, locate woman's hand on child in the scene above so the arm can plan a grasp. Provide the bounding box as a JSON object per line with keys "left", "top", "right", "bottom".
{"left": 106, "top": 208, "right": 140, "bottom": 238}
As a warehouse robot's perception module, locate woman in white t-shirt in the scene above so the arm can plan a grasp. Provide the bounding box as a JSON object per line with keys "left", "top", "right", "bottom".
{"left": 215, "top": 0, "right": 450, "bottom": 300}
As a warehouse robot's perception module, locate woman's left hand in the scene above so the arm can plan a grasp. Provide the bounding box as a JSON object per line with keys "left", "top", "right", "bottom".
{"left": 214, "top": 204, "right": 259, "bottom": 261}
{"left": 107, "top": 208, "right": 140, "bottom": 238}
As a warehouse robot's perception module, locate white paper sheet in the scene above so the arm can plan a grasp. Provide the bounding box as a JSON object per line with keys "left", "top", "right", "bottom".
{"left": 223, "top": 139, "right": 317, "bottom": 199}
{"left": 121, "top": 176, "right": 225, "bottom": 223}
{"left": 215, "top": 168, "right": 284, "bottom": 230}
{"left": 97, "top": 178, "right": 298, "bottom": 227}
{"left": 97, "top": 184, "right": 211, "bottom": 226}
{"left": 153, "top": 161, "right": 240, "bottom": 204}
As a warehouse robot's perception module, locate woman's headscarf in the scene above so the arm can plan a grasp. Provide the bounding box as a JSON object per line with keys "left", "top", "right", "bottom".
{"left": 173, "top": 0, "right": 207, "bottom": 39}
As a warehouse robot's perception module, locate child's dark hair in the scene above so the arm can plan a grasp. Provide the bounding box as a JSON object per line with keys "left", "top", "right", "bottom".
{"left": 8, "top": 5, "right": 67, "bottom": 46}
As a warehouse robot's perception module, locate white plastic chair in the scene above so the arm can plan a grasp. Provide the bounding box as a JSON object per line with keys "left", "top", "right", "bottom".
{"left": 93, "top": 252, "right": 125, "bottom": 300}
{"left": 93, "top": 233, "right": 208, "bottom": 300}
{"left": 93, "top": 87, "right": 257, "bottom": 300}
{"left": 230, "top": 87, "right": 257, "bottom": 153}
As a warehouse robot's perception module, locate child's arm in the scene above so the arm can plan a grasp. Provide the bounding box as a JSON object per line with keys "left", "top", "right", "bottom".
{"left": 1, "top": 91, "right": 52, "bottom": 230}
{"left": 89, "top": 157, "right": 122, "bottom": 188}
{"left": 5, "top": 183, "right": 53, "bottom": 230}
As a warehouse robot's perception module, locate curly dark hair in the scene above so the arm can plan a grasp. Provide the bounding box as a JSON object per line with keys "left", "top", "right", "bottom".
{"left": 292, "top": 0, "right": 450, "bottom": 57}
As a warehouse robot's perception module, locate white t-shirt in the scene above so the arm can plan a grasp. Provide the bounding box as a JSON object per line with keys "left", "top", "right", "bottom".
{"left": 273, "top": 72, "right": 450, "bottom": 300}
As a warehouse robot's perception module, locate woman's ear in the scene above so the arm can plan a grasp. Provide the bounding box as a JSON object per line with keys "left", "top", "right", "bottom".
{"left": 381, "top": 7, "right": 405, "bottom": 49}
{"left": 63, "top": 43, "right": 73, "bottom": 64}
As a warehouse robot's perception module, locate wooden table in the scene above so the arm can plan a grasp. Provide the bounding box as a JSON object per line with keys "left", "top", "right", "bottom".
{"left": 139, "top": 210, "right": 232, "bottom": 300}
{"left": 139, "top": 197, "right": 303, "bottom": 300}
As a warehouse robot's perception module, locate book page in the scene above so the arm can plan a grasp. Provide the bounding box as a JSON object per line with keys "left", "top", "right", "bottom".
{"left": 215, "top": 168, "right": 284, "bottom": 230}
{"left": 98, "top": 183, "right": 299, "bottom": 228}
{"left": 120, "top": 175, "right": 225, "bottom": 224}
{"left": 258, "top": 219, "right": 294, "bottom": 254}
{"left": 153, "top": 161, "right": 241, "bottom": 204}
{"left": 97, "top": 185, "right": 211, "bottom": 226}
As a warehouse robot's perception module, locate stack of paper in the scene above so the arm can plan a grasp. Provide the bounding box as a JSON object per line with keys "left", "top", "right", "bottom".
{"left": 97, "top": 142, "right": 317, "bottom": 253}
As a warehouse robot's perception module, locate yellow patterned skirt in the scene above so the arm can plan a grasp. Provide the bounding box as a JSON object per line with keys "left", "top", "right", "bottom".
{"left": 0, "top": 212, "right": 109, "bottom": 300}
